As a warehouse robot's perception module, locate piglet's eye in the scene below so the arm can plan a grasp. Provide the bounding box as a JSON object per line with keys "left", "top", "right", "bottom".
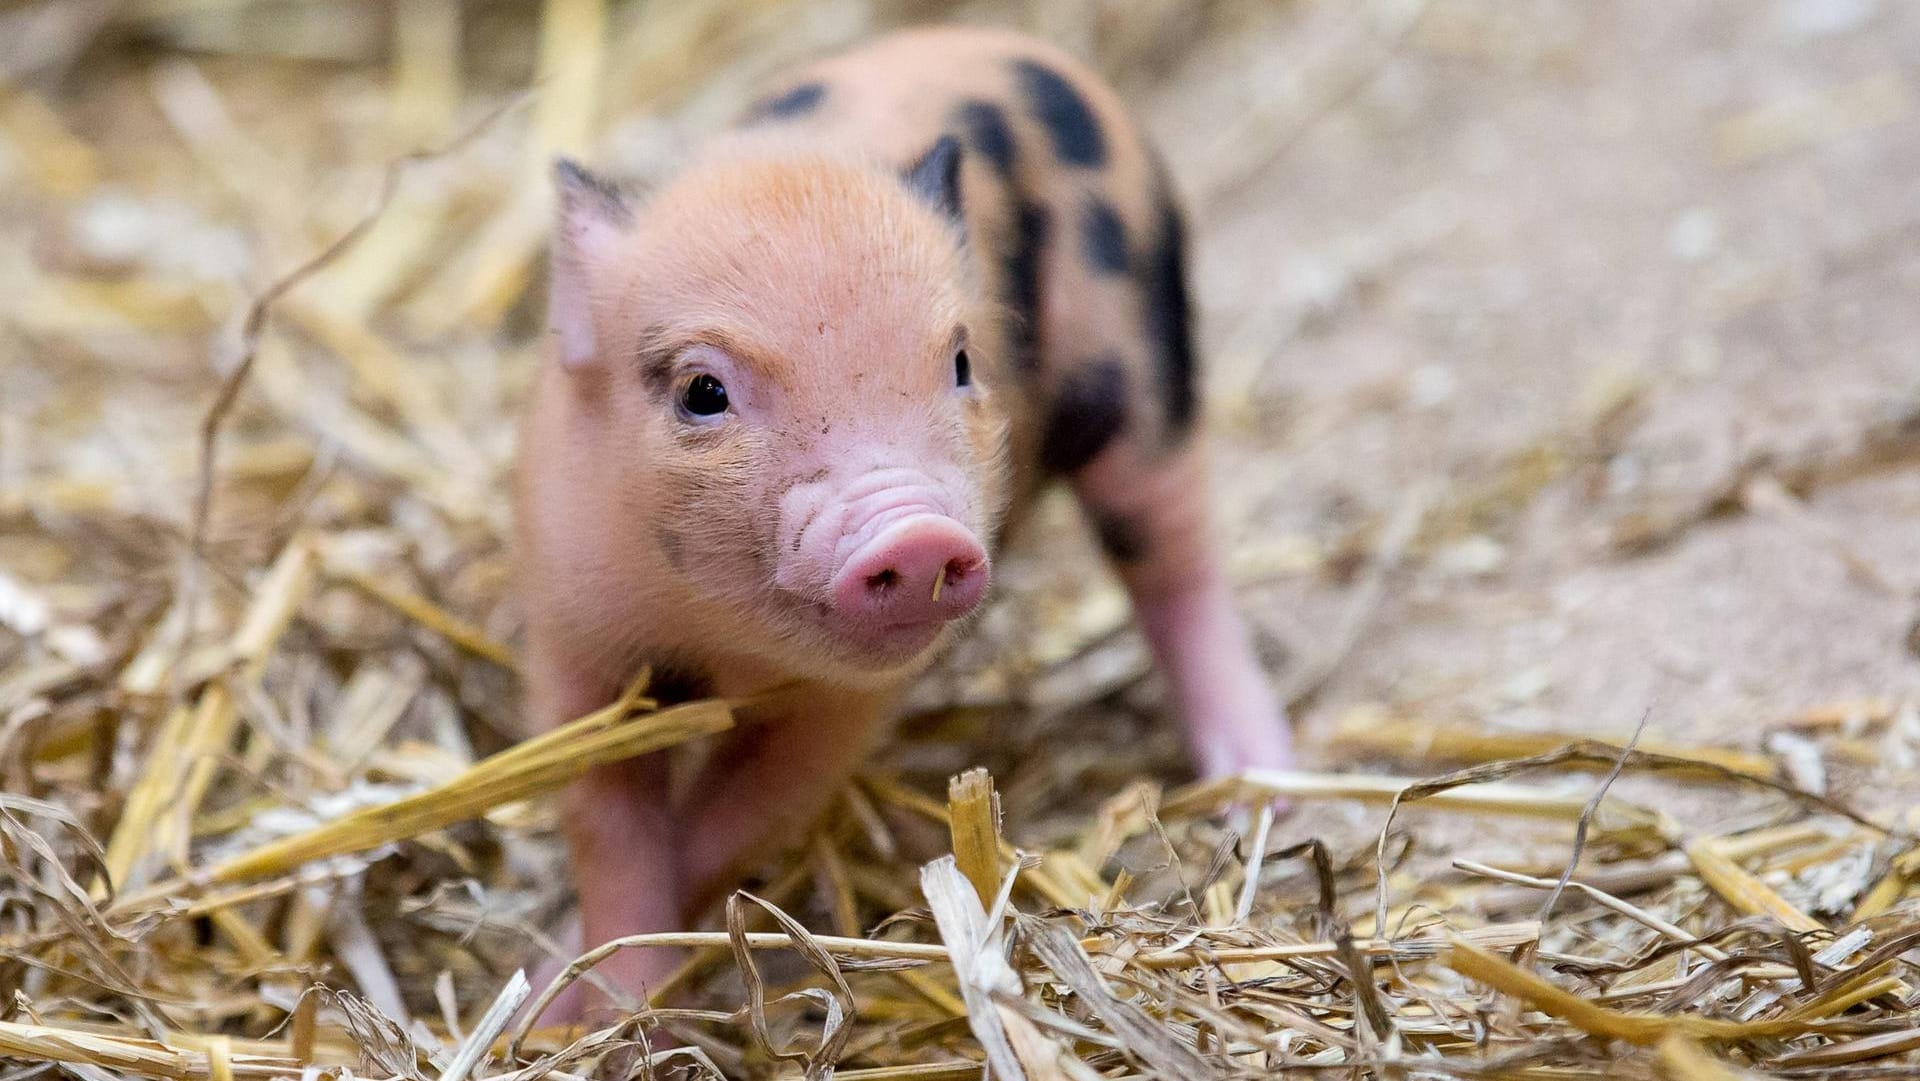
{"left": 954, "top": 349, "right": 972, "bottom": 388}
{"left": 680, "top": 373, "right": 729, "bottom": 417}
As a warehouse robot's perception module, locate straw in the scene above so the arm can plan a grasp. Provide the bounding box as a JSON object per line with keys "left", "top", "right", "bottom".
{"left": 3, "top": 5, "right": 1916, "bottom": 1079}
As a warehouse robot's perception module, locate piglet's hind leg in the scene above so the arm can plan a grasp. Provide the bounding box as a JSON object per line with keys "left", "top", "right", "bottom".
{"left": 1074, "top": 445, "right": 1293, "bottom": 779}
{"left": 1036, "top": 174, "right": 1292, "bottom": 780}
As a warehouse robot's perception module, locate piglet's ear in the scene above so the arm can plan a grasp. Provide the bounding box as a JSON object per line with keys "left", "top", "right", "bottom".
{"left": 901, "top": 135, "right": 964, "bottom": 224}
{"left": 550, "top": 157, "right": 635, "bottom": 371}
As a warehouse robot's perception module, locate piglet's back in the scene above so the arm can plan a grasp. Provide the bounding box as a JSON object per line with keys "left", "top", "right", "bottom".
{"left": 734, "top": 27, "right": 1194, "bottom": 511}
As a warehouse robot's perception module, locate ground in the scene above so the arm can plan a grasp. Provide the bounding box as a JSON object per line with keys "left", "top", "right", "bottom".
{"left": 1181, "top": 1, "right": 1920, "bottom": 769}
{"left": 906, "top": 0, "right": 1920, "bottom": 837}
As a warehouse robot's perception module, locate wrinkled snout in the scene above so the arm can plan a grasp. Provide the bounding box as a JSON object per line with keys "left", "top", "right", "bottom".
{"left": 781, "top": 467, "right": 991, "bottom": 661}
{"left": 831, "top": 514, "right": 988, "bottom": 628}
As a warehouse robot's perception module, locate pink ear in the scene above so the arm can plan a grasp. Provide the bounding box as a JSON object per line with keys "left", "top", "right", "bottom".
{"left": 551, "top": 158, "right": 633, "bottom": 371}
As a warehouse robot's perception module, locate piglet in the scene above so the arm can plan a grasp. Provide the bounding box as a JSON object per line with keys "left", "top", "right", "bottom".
{"left": 516, "top": 25, "right": 1291, "bottom": 1011}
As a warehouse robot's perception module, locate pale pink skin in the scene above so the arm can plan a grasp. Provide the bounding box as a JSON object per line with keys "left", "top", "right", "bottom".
{"left": 515, "top": 27, "right": 1291, "bottom": 1021}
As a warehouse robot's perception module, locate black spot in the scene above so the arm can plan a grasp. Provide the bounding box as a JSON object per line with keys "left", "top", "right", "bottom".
{"left": 1013, "top": 59, "right": 1106, "bottom": 167}
{"left": 1141, "top": 196, "right": 1197, "bottom": 437}
{"left": 955, "top": 99, "right": 1017, "bottom": 179}
{"left": 902, "top": 134, "right": 964, "bottom": 222}
{"left": 1040, "top": 357, "right": 1129, "bottom": 474}
{"left": 745, "top": 81, "right": 827, "bottom": 122}
{"left": 1081, "top": 196, "right": 1129, "bottom": 275}
{"left": 1001, "top": 201, "right": 1050, "bottom": 371}
{"left": 644, "top": 658, "right": 715, "bottom": 706}
{"left": 1093, "top": 513, "right": 1149, "bottom": 562}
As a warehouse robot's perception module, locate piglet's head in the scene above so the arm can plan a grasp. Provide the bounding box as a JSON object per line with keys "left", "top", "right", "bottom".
{"left": 547, "top": 138, "right": 1008, "bottom": 680}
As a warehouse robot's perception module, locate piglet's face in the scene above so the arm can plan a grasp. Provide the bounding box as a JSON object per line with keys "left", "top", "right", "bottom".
{"left": 548, "top": 144, "right": 1008, "bottom": 679}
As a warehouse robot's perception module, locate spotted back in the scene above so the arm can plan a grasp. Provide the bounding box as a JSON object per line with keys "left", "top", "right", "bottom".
{"left": 734, "top": 26, "right": 1200, "bottom": 521}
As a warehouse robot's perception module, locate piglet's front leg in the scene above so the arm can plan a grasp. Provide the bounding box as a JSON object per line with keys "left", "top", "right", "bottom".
{"left": 1073, "top": 444, "right": 1294, "bottom": 780}
{"left": 523, "top": 644, "right": 688, "bottom": 1021}
{"left": 560, "top": 756, "right": 685, "bottom": 1009}
{"left": 680, "top": 685, "right": 894, "bottom": 914}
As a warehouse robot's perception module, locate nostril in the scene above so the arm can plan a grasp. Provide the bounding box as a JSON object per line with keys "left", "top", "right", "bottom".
{"left": 829, "top": 513, "right": 989, "bottom": 625}
{"left": 933, "top": 556, "right": 984, "bottom": 604}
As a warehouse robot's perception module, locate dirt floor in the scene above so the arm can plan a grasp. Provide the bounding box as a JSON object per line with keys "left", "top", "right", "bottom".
{"left": 897, "top": 0, "right": 1920, "bottom": 839}
{"left": 1182, "top": 0, "right": 1920, "bottom": 756}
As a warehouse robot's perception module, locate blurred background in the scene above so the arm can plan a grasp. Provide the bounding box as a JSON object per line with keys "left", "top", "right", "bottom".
{"left": 6, "top": 0, "right": 1917, "bottom": 790}
{"left": 1, "top": 0, "right": 1918, "bottom": 1051}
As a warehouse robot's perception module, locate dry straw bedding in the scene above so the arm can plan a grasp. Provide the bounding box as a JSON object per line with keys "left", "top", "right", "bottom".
{"left": 2, "top": 1, "right": 1918, "bottom": 1079}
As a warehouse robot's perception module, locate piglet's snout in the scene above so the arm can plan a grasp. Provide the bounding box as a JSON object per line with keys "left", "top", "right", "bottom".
{"left": 779, "top": 467, "right": 991, "bottom": 643}
{"left": 830, "top": 514, "right": 988, "bottom": 627}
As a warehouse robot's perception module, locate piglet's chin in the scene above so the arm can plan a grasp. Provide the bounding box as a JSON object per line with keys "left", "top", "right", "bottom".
{"left": 822, "top": 513, "right": 990, "bottom": 666}
{"left": 829, "top": 618, "right": 952, "bottom": 669}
